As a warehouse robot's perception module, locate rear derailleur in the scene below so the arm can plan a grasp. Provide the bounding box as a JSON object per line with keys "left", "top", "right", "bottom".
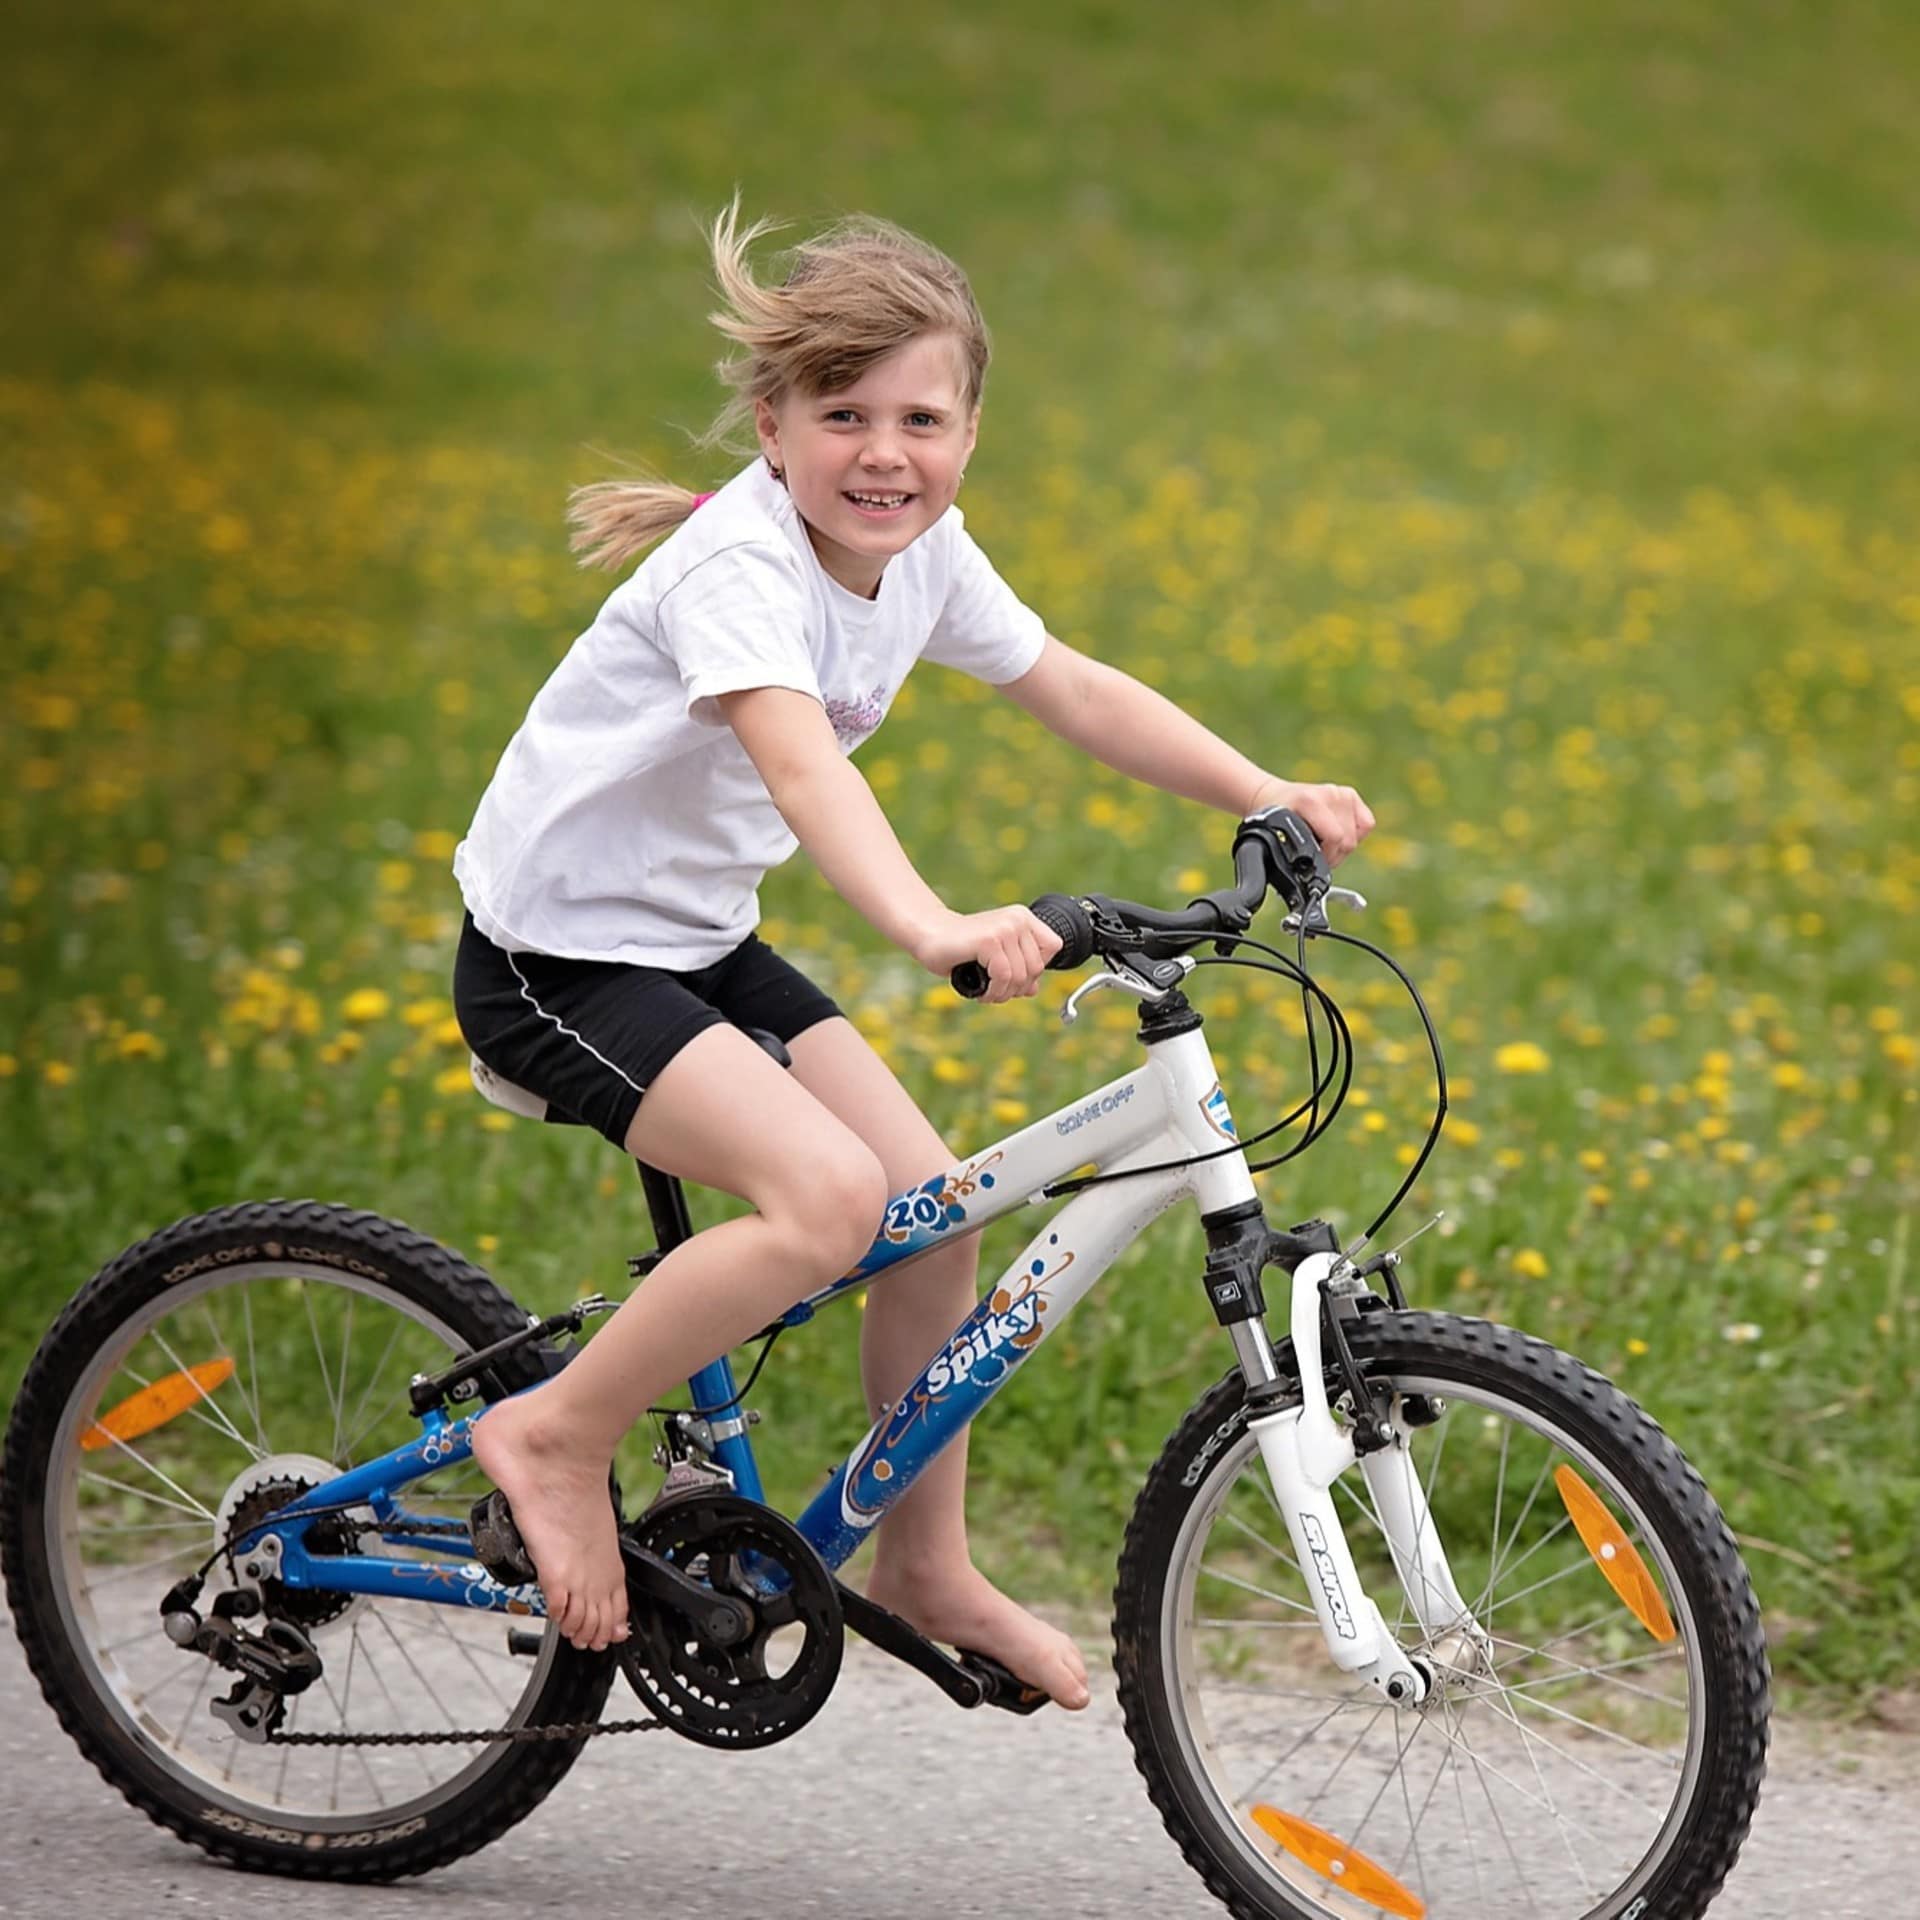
{"left": 157, "top": 1574, "right": 322, "bottom": 1744}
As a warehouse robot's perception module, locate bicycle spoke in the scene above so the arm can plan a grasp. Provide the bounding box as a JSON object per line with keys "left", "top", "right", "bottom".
{"left": 1480, "top": 1678, "right": 1597, "bottom": 1904}
{"left": 83, "top": 1541, "right": 204, "bottom": 1590}
{"left": 199, "top": 1297, "right": 269, "bottom": 1454}
{"left": 1480, "top": 1452, "right": 1553, "bottom": 1609}
{"left": 242, "top": 1286, "right": 274, "bottom": 1455}
{"left": 301, "top": 1284, "right": 346, "bottom": 1467}
{"left": 145, "top": 1323, "right": 265, "bottom": 1461}
{"left": 76, "top": 1518, "right": 210, "bottom": 1538}
{"left": 1222, "top": 1504, "right": 1311, "bottom": 1575}
{"left": 1498, "top": 1645, "right": 1687, "bottom": 1712}
{"left": 1478, "top": 1542, "right": 1603, "bottom": 1625}
{"left": 1450, "top": 1705, "right": 1546, "bottom": 1916}
{"left": 335, "top": 1290, "right": 356, "bottom": 1466}
{"left": 1500, "top": 1684, "right": 1686, "bottom": 1771}
{"left": 1234, "top": 1690, "right": 1363, "bottom": 1808}
{"left": 339, "top": 1318, "right": 412, "bottom": 1461}
{"left": 1197, "top": 1560, "right": 1318, "bottom": 1616}
{"left": 1193, "top": 1616, "right": 1326, "bottom": 1631}
{"left": 77, "top": 1459, "right": 214, "bottom": 1520}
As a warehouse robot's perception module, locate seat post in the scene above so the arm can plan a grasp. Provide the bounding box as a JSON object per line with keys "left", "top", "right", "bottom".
{"left": 635, "top": 1161, "right": 696, "bottom": 1255}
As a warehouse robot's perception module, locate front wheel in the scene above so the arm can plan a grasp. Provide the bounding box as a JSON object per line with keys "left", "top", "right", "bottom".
{"left": 1, "top": 1200, "right": 618, "bottom": 1881}
{"left": 1113, "top": 1311, "right": 1768, "bottom": 1920}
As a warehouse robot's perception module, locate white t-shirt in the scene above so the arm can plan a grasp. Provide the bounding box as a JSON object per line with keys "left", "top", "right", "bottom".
{"left": 453, "top": 459, "right": 1047, "bottom": 966}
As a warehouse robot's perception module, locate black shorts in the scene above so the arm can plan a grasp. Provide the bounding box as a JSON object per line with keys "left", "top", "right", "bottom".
{"left": 452, "top": 914, "right": 842, "bottom": 1149}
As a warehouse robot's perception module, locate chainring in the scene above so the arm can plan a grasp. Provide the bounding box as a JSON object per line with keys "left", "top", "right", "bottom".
{"left": 616, "top": 1492, "right": 842, "bottom": 1749}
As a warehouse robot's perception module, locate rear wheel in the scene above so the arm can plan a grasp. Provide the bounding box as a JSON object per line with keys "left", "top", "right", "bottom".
{"left": 2, "top": 1200, "right": 619, "bottom": 1880}
{"left": 1113, "top": 1311, "right": 1768, "bottom": 1920}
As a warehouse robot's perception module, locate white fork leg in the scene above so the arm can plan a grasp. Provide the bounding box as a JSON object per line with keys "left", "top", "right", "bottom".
{"left": 1360, "top": 1431, "right": 1486, "bottom": 1651}
{"left": 1242, "top": 1253, "right": 1430, "bottom": 1704}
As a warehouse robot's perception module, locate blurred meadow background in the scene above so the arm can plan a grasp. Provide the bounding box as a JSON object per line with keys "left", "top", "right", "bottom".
{"left": 4, "top": 0, "right": 1915, "bottom": 1706}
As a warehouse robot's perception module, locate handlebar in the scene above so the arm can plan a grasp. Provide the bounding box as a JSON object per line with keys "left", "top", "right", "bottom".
{"left": 950, "top": 808, "right": 1333, "bottom": 1000}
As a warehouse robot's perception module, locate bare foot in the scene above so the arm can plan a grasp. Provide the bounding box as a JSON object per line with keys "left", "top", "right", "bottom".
{"left": 469, "top": 1392, "right": 629, "bottom": 1652}
{"left": 866, "top": 1559, "right": 1090, "bottom": 1710}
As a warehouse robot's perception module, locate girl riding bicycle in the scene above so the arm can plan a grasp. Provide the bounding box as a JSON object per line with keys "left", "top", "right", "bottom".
{"left": 450, "top": 199, "right": 1375, "bottom": 1703}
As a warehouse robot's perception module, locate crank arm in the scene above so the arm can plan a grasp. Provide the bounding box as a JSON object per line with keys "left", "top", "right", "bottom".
{"left": 835, "top": 1582, "right": 1000, "bottom": 1710}
{"left": 619, "top": 1537, "right": 755, "bottom": 1646}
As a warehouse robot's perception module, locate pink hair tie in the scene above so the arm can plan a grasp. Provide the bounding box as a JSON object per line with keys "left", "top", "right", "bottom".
{"left": 689, "top": 491, "right": 717, "bottom": 510}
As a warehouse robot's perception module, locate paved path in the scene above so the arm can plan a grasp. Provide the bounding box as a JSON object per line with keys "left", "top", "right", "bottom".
{"left": 2, "top": 1602, "right": 1915, "bottom": 1917}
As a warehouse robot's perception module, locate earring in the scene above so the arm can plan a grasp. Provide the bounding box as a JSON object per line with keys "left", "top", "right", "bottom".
{"left": 958, "top": 469, "right": 967, "bottom": 486}
{"left": 766, "top": 456, "right": 785, "bottom": 484}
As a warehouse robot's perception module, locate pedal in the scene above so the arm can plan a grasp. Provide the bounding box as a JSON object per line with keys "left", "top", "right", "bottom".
{"left": 953, "top": 1647, "right": 1051, "bottom": 1716}
{"left": 468, "top": 1489, "right": 537, "bottom": 1584}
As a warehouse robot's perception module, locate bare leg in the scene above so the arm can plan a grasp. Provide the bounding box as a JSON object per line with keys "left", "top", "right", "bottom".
{"left": 472, "top": 1024, "right": 887, "bottom": 1652}
{"left": 786, "top": 1020, "right": 1090, "bottom": 1708}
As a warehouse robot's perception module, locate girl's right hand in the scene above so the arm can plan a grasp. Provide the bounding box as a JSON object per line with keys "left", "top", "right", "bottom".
{"left": 914, "top": 906, "right": 1064, "bottom": 1003}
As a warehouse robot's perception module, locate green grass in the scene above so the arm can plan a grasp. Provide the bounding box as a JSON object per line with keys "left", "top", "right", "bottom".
{"left": 3, "top": 0, "right": 1915, "bottom": 1706}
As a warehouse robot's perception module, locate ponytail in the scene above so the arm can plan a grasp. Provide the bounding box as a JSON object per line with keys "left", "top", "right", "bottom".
{"left": 565, "top": 478, "right": 706, "bottom": 573}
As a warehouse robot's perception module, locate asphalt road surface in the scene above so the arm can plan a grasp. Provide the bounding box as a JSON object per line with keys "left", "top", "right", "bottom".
{"left": 2, "top": 1600, "right": 1915, "bottom": 1919}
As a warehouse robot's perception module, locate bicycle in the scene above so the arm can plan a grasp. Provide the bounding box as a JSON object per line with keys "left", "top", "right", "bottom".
{"left": 2, "top": 808, "right": 1769, "bottom": 1918}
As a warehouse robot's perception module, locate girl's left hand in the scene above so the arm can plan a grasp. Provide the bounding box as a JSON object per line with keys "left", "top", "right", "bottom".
{"left": 1246, "top": 777, "right": 1376, "bottom": 866}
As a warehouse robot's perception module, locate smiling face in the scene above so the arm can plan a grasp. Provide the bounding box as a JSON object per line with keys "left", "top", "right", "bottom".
{"left": 755, "top": 332, "right": 980, "bottom": 599}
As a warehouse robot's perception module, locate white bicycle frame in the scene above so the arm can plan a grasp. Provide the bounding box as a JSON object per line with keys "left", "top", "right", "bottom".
{"left": 784, "top": 968, "right": 1484, "bottom": 1704}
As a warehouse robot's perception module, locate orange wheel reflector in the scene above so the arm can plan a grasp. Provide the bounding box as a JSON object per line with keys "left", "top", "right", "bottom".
{"left": 1554, "top": 1464, "right": 1676, "bottom": 1643}
{"left": 1249, "top": 1805, "right": 1425, "bottom": 1918}
{"left": 80, "top": 1358, "right": 237, "bottom": 1452}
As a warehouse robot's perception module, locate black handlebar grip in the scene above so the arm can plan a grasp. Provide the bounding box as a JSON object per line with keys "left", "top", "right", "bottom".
{"left": 1030, "top": 892, "right": 1096, "bottom": 966}
{"left": 949, "top": 893, "right": 1096, "bottom": 999}
{"left": 951, "top": 960, "right": 991, "bottom": 999}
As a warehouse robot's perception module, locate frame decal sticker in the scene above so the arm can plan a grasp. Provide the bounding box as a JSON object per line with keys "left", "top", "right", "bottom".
{"left": 848, "top": 1152, "right": 1005, "bottom": 1281}
{"left": 835, "top": 1241, "right": 1074, "bottom": 1531}
{"left": 1200, "top": 1081, "right": 1237, "bottom": 1140}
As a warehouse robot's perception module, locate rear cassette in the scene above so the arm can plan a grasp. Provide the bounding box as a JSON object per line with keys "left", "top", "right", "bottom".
{"left": 617, "top": 1493, "right": 842, "bottom": 1749}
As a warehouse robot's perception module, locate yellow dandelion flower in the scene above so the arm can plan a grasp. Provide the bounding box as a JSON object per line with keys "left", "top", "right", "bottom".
{"left": 991, "top": 1098, "right": 1029, "bottom": 1126}
{"left": 116, "top": 1031, "right": 164, "bottom": 1060}
{"left": 1511, "top": 1248, "right": 1549, "bottom": 1279}
{"left": 1625, "top": 1337, "right": 1650, "bottom": 1357}
{"left": 1884, "top": 1033, "right": 1917, "bottom": 1069}
{"left": 342, "top": 988, "right": 391, "bottom": 1023}
{"left": 479, "top": 1111, "right": 512, "bottom": 1132}
{"left": 414, "top": 829, "right": 459, "bottom": 861}
{"left": 1449, "top": 1119, "right": 1482, "bottom": 1146}
{"left": 0, "top": 1054, "right": 15, "bottom": 1077}
{"left": 1586, "top": 1184, "right": 1613, "bottom": 1206}
{"left": 1361, "top": 1110, "right": 1388, "bottom": 1134}
{"left": 1495, "top": 1146, "right": 1526, "bottom": 1171}
{"left": 1494, "top": 1042, "right": 1551, "bottom": 1074}
{"left": 434, "top": 1064, "right": 475, "bottom": 1096}
{"left": 403, "top": 998, "right": 451, "bottom": 1028}
{"left": 931, "top": 1056, "right": 972, "bottom": 1085}
{"left": 377, "top": 861, "right": 413, "bottom": 895}
{"left": 44, "top": 1060, "right": 75, "bottom": 1087}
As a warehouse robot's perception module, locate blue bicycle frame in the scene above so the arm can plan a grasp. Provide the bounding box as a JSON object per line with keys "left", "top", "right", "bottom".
{"left": 244, "top": 1015, "right": 1267, "bottom": 1620}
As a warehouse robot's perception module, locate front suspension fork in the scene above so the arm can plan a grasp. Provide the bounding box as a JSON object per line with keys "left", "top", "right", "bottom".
{"left": 1228, "top": 1251, "right": 1487, "bottom": 1703}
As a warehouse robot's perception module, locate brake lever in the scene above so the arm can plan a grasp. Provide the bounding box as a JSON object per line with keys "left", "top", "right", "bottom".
{"left": 1281, "top": 886, "right": 1367, "bottom": 936}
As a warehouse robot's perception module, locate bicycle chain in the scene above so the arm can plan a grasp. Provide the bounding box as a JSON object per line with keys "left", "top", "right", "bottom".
{"left": 268, "top": 1713, "right": 666, "bottom": 1748}
{"left": 250, "top": 1499, "right": 686, "bottom": 1747}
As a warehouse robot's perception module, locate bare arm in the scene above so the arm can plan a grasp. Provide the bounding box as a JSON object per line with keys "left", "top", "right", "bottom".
{"left": 998, "top": 636, "right": 1375, "bottom": 861}
{"left": 716, "top": 687, "right": 1059, "bottom": 999}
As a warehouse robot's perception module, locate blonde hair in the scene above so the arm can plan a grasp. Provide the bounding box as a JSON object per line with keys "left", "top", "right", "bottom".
{"left": 568, "top": 199, "right": 991, "bottom": 571}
